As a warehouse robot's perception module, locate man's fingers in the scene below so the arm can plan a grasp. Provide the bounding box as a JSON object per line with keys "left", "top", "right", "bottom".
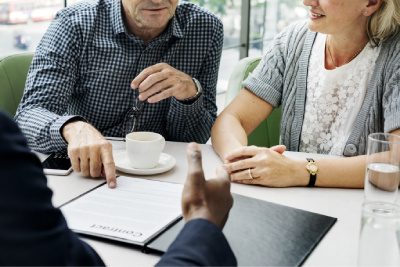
{"left": 186, "top": 142, "right": 205, "bottom": 185}
{"left": 131, "top": 67, "right": 153, "bottom": 89}
{"left": 80, "top": 160, "right": 89, "bottom": 177}
{"left": 187, "top": 142, "right": 202, "bottom": 171}
{"left": 138, "top": 80, "right": 172, "bottom": 102}
{"left": 89, "top": 147, "right": 102, "bottom": 177}
{"left": 100, "top": 143, "right": 117, "bottom": 188}
{"left": 138, "top": 72, "right": 169, "bottom": 94}
{"left": 104, "top": 163, "right": 116, "bottom": 188}
{"left": 69, "top": 150, "right": 81, "bottom": 173}
{"left": 147, "top": 88, "right": 173, "bottom": 103}
{"left": 131, "top": 64, "right": 165, "bottom": 89}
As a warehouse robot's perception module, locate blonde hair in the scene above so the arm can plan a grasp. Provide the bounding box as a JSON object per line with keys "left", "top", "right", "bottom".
{"left": 367, "top": 0, "right": 400, "bottom": 45}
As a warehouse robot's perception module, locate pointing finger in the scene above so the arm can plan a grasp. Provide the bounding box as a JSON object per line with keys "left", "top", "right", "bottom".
{"left": 186, "top": 142, "right": 205, "bottom": 186}
{"left": 100, "top": 142, "right": 116, "bottom": 188}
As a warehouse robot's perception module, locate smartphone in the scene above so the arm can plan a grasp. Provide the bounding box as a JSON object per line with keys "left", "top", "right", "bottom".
{"left": 42, "top": 153, "right": 73, "bottom": 176}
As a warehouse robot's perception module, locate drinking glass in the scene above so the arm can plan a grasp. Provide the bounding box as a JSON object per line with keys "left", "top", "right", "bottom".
{"left": 357, "top": 202, "right": 400, "bottom": 266}
{"left": 364, "top": 133, "right": 400, "bottom": 204}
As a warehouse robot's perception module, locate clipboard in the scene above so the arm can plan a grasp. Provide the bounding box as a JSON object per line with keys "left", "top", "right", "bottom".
{"left": 61, "top": 176, "right": 336, "bottom": 266}
{"left": 146, "top": 193, "right": 337, "bottom": 266}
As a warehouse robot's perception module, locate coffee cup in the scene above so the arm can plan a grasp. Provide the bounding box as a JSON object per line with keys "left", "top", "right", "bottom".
{"left": 126, "top": 132, "right": 165, "bottom": 169}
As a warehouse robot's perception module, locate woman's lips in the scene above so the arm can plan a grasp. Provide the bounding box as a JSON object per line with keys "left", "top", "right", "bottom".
{"left": 310, "top": 12, "right": 325, "bottom": 19}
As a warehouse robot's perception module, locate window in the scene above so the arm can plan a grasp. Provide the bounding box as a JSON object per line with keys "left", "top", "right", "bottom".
{"left": 185, "top": 0, "right": 242, "bottom": 93}
{"left": 186, "top": 0, "right": 307, "bottom": 93}
{"left": 66, "top": 0, "right": 85, "bottom": 6}
{"left": 0, "top": 0, "right": 308, "bottom": 92}
{"left": 249, "top": 0, "right": 308, "bottom": 57}
{"left": 0, "top": 0, "right": 63, "bottom": 56}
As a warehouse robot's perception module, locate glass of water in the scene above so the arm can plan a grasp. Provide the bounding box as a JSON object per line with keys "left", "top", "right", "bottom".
{"left": 357, "top": 202, "right": 400, "bottom": 266}
{"left": 364, "top": 133, "right": 400, "bottom": 204}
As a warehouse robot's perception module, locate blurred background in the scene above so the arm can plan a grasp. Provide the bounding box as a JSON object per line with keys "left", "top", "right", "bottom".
{"left": 0, "top": 0, "right": 308, "bottom": 109}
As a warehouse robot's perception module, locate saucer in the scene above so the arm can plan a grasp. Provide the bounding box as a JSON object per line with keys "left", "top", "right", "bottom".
{"left": 114, "top": 151, "right": 176, "bottom": 175}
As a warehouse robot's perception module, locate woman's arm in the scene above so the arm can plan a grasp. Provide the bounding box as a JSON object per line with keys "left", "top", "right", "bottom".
{"left": 314, "top": 128, "right": 400, "bottom": 188}
{"left": 222, "top": 145, "right": 366, "bottom": 188}
{"left": 212, "top": 87, "right": 400, "bottom": 188}
{"left": 211, "top": 88, "right": 274, "bottom": 162}
{"left": 223, "top": 129, "right": 400, "bottom": 188}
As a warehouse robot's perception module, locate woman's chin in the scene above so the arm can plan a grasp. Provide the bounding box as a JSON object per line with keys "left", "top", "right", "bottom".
{"left": 307, "top": 21, "right": 328, "bottom": 34}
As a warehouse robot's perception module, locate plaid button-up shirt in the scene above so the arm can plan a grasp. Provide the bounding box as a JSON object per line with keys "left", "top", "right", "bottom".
{"left": 15, "top": 0, "right": 223, "bottom": 153}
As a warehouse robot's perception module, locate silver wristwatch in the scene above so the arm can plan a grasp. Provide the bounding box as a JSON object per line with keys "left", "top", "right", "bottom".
{"left": 181, "top": 78, "right": 203, "bottom": 103}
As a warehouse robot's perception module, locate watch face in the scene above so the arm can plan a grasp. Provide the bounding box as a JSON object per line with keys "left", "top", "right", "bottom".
{"left": 310, "top": 164, "right": 317, "bottom": 172}
{"left": 308, "top": 162, "right": 318, "bottom": 173}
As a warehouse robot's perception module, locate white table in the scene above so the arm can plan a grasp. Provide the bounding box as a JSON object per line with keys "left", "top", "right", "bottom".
{"left": 42, "top": 141, "right": 364, "bottom": 266}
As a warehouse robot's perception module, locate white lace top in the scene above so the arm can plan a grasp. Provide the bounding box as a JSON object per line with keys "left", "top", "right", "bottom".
{"left": 299, "top": 33, "right": 381, "bottom": 155}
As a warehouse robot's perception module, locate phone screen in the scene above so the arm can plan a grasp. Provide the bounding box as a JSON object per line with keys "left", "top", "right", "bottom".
{"left": 42, "top": 153, "right": 72, "bottom": 171}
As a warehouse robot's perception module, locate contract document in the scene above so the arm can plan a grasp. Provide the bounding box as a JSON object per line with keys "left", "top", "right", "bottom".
{"left": 61, "top": 176, "right": 183, "bottom": 245}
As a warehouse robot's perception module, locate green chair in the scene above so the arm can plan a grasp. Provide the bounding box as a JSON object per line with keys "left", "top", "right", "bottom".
{"left": 0, "top": 52, "right": 34, "bottom": 116}
{"left": 225, "top": 56, "right": 281, "bottom": 147}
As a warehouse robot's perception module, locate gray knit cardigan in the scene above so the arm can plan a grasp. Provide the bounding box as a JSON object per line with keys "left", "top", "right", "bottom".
{"left": 243, "top": 21, "right": 400, "bottom": 156}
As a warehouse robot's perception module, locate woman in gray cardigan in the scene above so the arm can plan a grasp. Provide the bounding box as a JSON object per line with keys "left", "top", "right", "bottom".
{"left": 211, "top": 0, "right": 400, "bottom": 188}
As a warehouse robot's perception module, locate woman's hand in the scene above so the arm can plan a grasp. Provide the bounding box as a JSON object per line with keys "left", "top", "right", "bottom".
{"left": 223, "top": 145, "right": 308, "bottom": 187}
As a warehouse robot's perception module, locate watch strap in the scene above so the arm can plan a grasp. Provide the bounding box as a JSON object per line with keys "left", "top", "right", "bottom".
{"left": 180, "top": 77, "right": 203, "bottom": 103}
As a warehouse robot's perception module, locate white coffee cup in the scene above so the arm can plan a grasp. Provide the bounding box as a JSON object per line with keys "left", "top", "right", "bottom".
{"left": 126, "top": 132, "right": 165, "bottom": 169}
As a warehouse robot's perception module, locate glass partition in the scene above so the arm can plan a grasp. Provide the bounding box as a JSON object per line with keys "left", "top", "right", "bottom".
{"left": 248, "top": 0, "right": 308, "bottom": 57}
{"left": 66, "top": 0, "right": 85, "bottom": 6}
{"left": 184, "top": 0, "right": 242, "bottom": 93}
{"left": 0, "top": 0, "right": 63, "bottom": 57}
{"left": 0, "top": 0, "right": 308, "bottom": 89}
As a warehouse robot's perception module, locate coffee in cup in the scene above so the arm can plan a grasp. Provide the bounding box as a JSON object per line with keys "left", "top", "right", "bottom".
{"left": 126, "top": 132, "right": 165, "bottom": 169}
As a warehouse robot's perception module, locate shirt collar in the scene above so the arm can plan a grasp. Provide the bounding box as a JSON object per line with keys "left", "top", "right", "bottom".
{"left": 112, "top": 0, "right": 184, "bottom": 41}
{"left": 112, "top": 0, "right": 125, "bottom": 35}
{"left": 169, "top": 15, "right": 184, "bottom": 39}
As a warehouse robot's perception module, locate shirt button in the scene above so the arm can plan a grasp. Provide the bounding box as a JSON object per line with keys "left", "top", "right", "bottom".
{"left": 344, "top": 144, "right": 357, "bottom": 155}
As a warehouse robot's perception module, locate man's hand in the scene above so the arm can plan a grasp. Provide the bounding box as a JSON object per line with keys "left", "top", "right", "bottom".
{"left": 131, "top": 63, "right": 197, "bottom": 103}
{"left": 182, "top": 142, "right": 233, "bottom": 229}
{"left": 62, "top": 121, "right": 116, "bottom": 188}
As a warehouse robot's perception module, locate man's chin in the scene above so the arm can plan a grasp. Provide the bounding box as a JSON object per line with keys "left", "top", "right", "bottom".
{"left": 141, "top": 18, "right": 170, "bottom": 30}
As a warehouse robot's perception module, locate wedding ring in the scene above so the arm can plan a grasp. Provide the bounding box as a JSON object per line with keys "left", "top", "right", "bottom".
{"left": 248, "top": 168, "right": 254, "bottom": 180}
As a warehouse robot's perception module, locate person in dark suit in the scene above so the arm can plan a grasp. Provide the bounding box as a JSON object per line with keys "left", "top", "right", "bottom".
{"left": 0, "top": 111, "right": 236, "bottom": 266}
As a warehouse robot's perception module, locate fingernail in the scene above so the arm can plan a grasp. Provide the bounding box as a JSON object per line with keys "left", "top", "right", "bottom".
{"left": 131, "top": 83, "right": 136, "bottom": 88}
{"left": 109, "top": 181, "right": 116, "bottom": 188}
{"left": 190, "top": 150, "right": 201, "bottom": 161}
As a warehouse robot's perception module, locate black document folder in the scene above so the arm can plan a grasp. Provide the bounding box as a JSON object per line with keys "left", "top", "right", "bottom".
{"left": 146, "top": 193, "right": 337, "bottom": 266}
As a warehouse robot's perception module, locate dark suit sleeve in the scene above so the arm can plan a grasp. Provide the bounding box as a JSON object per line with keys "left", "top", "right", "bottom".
{"left": 0, "top": 111, "right": 104, "bottom": 266}
{"left": 156, "top": 219, "right": 237, "bottom": 266}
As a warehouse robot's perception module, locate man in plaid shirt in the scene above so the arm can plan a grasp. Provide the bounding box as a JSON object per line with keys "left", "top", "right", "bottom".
{"left": 15, "top": 0, "right": 223, "bottom": 187}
